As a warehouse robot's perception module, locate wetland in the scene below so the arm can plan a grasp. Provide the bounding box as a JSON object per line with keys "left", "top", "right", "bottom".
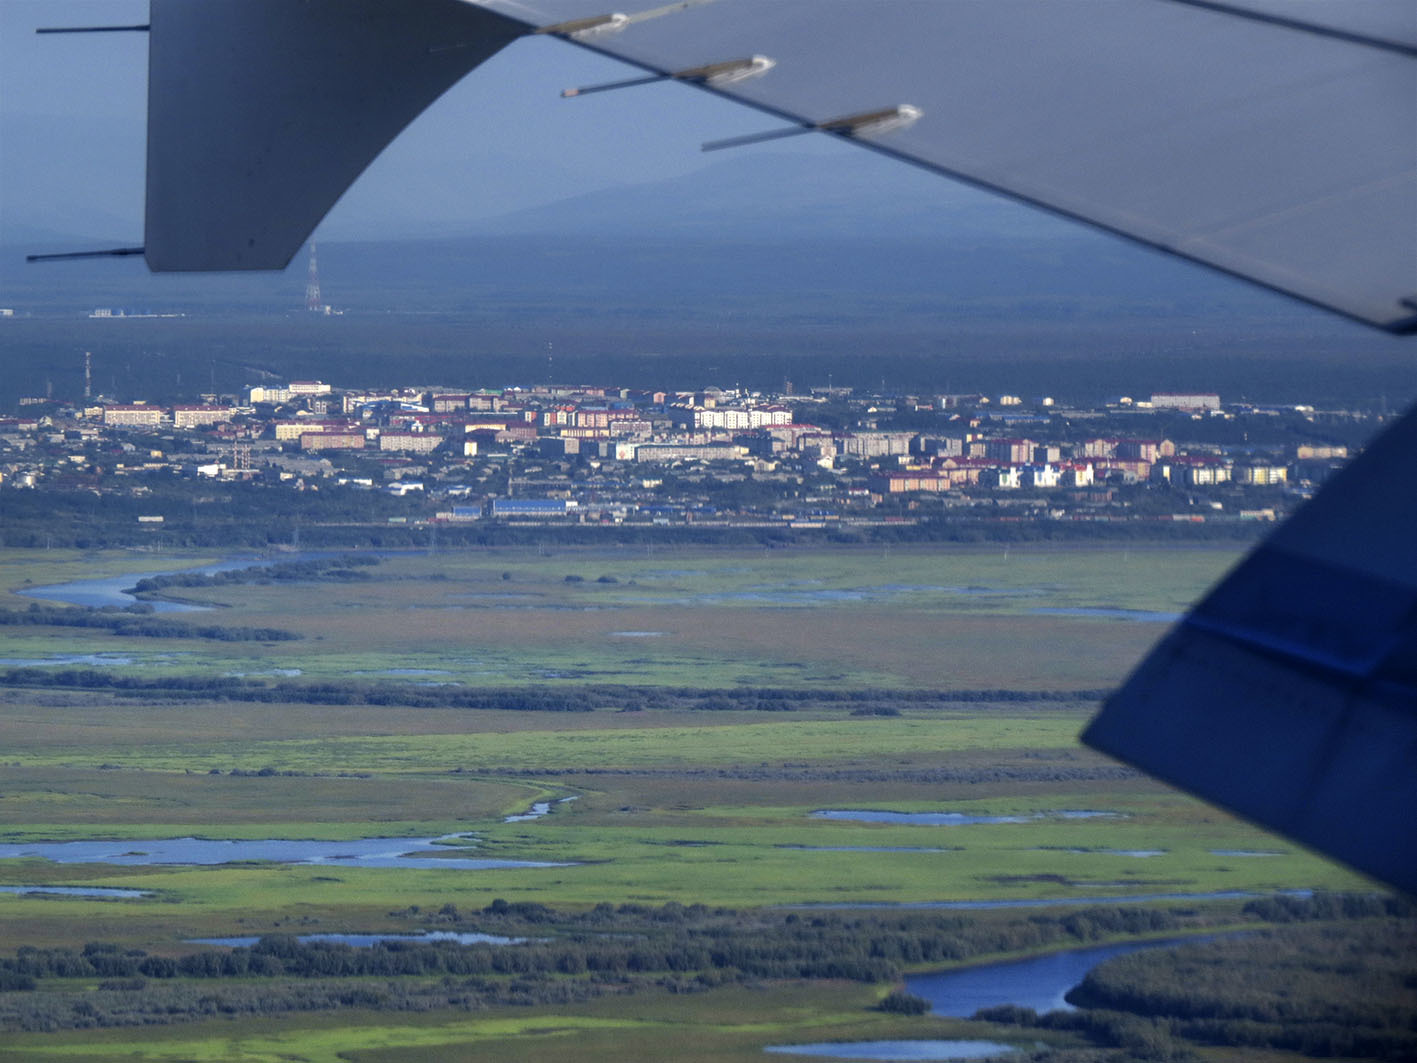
{"left": 0, "top": 543, "right": 1396, "bottom": 1062}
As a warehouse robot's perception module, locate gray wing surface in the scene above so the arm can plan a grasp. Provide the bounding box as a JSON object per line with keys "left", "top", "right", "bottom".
{"left": 1083, "top": 404, "right": 1417, "bottom": 894}
{"left": 144, "top": 0, "right": 1417, "bottom": 331}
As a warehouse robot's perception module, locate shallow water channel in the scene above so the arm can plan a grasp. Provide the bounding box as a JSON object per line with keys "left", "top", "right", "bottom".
{"left": 190, "top": 930, "right": 526, "bottom": 948}
{"left": 765, "top": 1041, "right": 1019, "bottom": 1061}
{"left": 0, "top": 884, "right": 151, "bottom": 898}
{"left": 761, "top": 936, "right": 1209, "bottom": 1060}
{"left": 810, "top": 810, "right": 1118, "bottom": 826}
{"left": 0, "top": 834, "right": 568, "bottom": 870}
{"left": 905, "top": 936, "right": 1202, "bottom": 1017}
{"left": 18, "top": 557, "right": 284, "bottom": 613}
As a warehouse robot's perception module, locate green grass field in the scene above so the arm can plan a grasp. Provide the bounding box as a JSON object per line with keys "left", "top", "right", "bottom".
{"left": 0, "top": 983, "right": 1060, "bottom": 1063}
{"left": 0, "top": 543, "right": 1236, "bottom": 688}
{"left": 0, "top": 544, "right": 1374, "bottom": 1060}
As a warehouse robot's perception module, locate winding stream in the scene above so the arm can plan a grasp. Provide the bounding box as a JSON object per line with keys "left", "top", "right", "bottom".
{"left": 18, "top": 557, "right": 283, "bottom": 613}
{"left": 905, "top": 936, "right": 1204, "bottom": 1017}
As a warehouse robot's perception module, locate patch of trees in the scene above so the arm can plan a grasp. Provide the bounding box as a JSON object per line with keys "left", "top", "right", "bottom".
{"left": 0, "top": 902, "right": 1205, "bottom": 1032}
{"left": 979, "top": 903, "right": 1416, "bottom": 1062}
{"left": 1063, "top": 921, "right": 1417, "bottom": 1058}
{"left": 125, "top": 555, "right": 380, "bottom": 598}
{"left": 0, "top": 604, "right": 298, "bottom": 642}
{"left": 877, "top": 990, "right": 930, "bottom": 1014}
{"left": 0, "top": 482, "right": 1265, "bottom": 551}
{"left": 1, "top": 895, "right": 1405, "bottom": 1036}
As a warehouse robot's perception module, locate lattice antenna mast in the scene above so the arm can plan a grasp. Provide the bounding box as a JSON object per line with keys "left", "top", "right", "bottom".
{"left": 304, "top": 243, "right": 323, "bottom": 311}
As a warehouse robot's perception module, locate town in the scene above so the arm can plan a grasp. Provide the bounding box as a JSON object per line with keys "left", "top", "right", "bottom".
{"left": 0, "top": 371, "right": 1372, "bottom": 542}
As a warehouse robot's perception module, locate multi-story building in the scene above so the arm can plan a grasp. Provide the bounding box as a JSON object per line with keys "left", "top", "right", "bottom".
{"left": 299, "top": 431, "right": 365, "bottom": 451}
{"left": 838, "top": 431, "right": 915, "bottom": 459}
{"left": 275, "top": 420, "right": 359, "bottom": 441}
{"left": 171, "top": 406, "right": 233, "bottom": 429}
{"left": 1235, "top": 464, "right": 1288, "bottom": 486}
{"left": 378, "top": 432, "right": 442, "bottom": 453}
{"left": 1116, "top": 439, "right": 1176, "bottom": 462}
{"left": 1151, "top": 392, "right": 1220, "bottom": 411}
{"left": 984, "top": 438, "right": 1034, "bottom": 463}
{"left": 103, "top": 405, "right": 165, "bottom": 427}
{"left": 869, "top": 468, "right": 951, "bottom": 493}
{"left": 633, "top": 443, "right": 748, "bottom": 464}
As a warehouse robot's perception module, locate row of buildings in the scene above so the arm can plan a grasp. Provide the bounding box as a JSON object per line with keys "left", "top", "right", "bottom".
{"left": 1, "top": 378, "right": 1360, "bottom": 527}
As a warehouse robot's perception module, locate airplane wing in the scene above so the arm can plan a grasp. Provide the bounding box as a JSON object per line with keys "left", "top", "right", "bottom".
{"left": 142, "top": 0, "right": 1417, "bottom": 332}
{"left": 144, "top": 0, "right": 526, "bottom": 271}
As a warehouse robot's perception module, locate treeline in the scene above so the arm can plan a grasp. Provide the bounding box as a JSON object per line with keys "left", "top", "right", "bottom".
{"left": 0, "top": 668, "right": 1102, "bottom": 712}
{"left": 0, "top": 604, "right": 298, "bottom": 642}
{"left": 0, "top": 901, "right": 1203, "bottom": 1033}
{"left": 126, "top": 555, "right": 380, "bottom": 597}
{"left": 3, "top": 895, "right": 1407, "bottom": 1041}
{"left": 0, "top": 484, "right": 1265, "bottom": 551}
{"left": 1065, "top": 921, "right": 1417, "bottom": 1059}
{"left": 981, "top": 894, "right": 1416, "bottom": 1062}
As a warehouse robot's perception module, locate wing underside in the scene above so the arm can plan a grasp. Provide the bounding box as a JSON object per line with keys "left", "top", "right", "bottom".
{"left": 1083, "top": 403, "right": 1417, "bottom": 894}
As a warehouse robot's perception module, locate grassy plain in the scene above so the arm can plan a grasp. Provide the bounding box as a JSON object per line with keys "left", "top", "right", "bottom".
{"left": 0, "top": 543, "right": 1233, "bottom": 687}
{"left": 0, "top": 543, "right": 1375, "bottom": 1059}
{"left": 0, "top": 983, "right": 1052, "bottom": 1063}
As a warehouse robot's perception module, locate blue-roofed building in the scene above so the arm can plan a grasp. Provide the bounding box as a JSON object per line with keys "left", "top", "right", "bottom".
{"left": 487, "top": 498, "right": 578, "bottom": 519}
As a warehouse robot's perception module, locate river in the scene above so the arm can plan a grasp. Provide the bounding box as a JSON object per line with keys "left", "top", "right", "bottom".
{"left": 905, "top": 936, "right": 1204, "bottom": 1017}
{"left": 18, "top": 556, "right": 293, "bottom": 613}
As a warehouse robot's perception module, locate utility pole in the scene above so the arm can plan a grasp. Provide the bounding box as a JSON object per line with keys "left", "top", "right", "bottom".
{"left": 305, "top": 244, "right": 324, "bottom": 312}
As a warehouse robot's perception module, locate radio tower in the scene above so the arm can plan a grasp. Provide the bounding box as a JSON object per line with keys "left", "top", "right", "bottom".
{"left": 305, "top": 243, "right": 324, "bottom": 312}
{"left": 84, "top": 351, "right": 92, "bottom": 400}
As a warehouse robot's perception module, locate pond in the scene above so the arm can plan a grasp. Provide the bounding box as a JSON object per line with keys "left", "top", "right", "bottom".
{"left": 0, "top": 884, "right": 151, "bottom": 898}
{"left": 765, "top": 1041, "right": 1018, "bottom": 1061}
{"left": 811, "top": 810, "right": 1118, "bottom": 826}
{"left": 779, "top": 846, "right": 955, "bottom": 853}
{"left": 1029, "top": 607, "right": 1180, "bottom": 622}
{"left": 0, "top": 834, "right": 570, "bottom": 870}
{"left": 190, "top": 930, "right": 526, "bottom": 947}
{"left": 622, "top": 584, "right": 1045, "bottom": 608}
{"left": 788, "top": 888, "right": 1309, "bottom": 911}
{"left": 0, "top": 653, "right": 138, "bottom": 668}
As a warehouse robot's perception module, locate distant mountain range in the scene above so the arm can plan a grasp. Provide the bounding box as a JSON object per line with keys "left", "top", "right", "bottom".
{"left": 457, "top": 149, "right": 1083, "bottom": 244}
{"left": 4, "top": 100, "right": 1079, "bottom": 248}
